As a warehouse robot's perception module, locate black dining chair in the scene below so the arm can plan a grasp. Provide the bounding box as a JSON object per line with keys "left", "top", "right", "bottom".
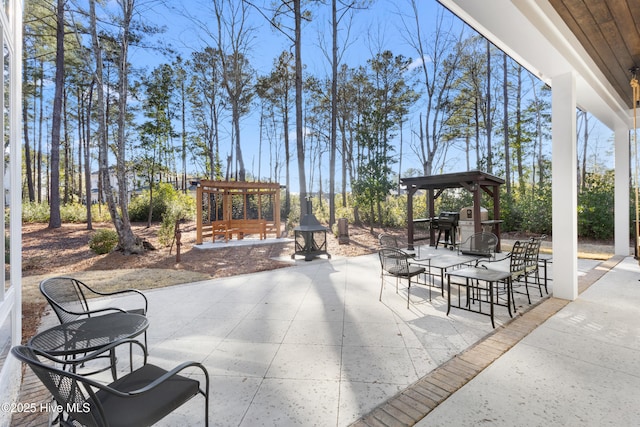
{"left": 40, "top": 276, "right": 149, "bottom": 345}
{"left": 477, "top": 240, "right": 529, "bottom": 305}
{"left": 11, "top": 340, "right": 209, "bottom": 427}
{"left": 524, "top": 235, "right": 547, "bottom": 296}
{"left": 378, "top": 233, "right": 417, "bottom": 257}
{"left": 457, "top": 231, "right": 498, "bottom": 258}
{"left": 378, "top": 247, "right": 428, "bottom": 308}
{"left": 40, "top": 276, "right": 148, "bottom": 324}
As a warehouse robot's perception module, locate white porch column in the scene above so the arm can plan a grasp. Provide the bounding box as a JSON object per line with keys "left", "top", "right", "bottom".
{"left": 552, "top": 72, "right": 578, "bottom": 300}
{"left": 614, "top": 126, "right": 630, "bottom": 256}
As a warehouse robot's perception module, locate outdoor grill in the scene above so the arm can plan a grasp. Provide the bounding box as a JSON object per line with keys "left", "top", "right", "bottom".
{"left": 432, "top": 211, "right": 459, "bottom": 249}
{"left": 292, "top": 201, "right": 331, "bottom": 261}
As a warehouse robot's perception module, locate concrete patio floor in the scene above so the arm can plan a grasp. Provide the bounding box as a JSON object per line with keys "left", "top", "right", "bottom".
{"left": 15, "top": 244, "right": 635, "bottom": 426}
{"left": 411, "top": 255, "right": 640, "bottom": 427}
{"left": 89, "top": 245, "right": 562, "bottom": 426}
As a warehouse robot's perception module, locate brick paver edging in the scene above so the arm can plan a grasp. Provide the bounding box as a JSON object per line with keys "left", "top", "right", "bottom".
{"left": 350, "top": 255, "right": 625, "bottom": 427}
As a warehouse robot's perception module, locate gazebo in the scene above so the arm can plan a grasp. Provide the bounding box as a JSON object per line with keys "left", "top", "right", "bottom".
{"left": 195, "top": 180, "right": 282, "bottom": 244}
{"left": 401, "top": 171, "right": 505, "bottom": 250}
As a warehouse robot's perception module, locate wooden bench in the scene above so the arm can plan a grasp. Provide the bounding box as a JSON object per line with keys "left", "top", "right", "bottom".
{"left": 205, "top": 219, "right": 268, "bottom": 242}
{"left": 228, "top": 219, "right": 267, "bottom": 240}
{"left": 210, "top": 220, "right": 231, "bottom": 242}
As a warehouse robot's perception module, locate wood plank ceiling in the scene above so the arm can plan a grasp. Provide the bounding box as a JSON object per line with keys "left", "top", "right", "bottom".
{"left": 549, "top": 0, "right": 640, "bottom": 109}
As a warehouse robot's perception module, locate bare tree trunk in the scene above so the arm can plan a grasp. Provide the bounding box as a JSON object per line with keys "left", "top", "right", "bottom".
{"left": 398, "top": 119, "right": 403, "bottom": 195}
{"left": 405, "top": 2, "right": 461, "bottom": 176}
{"left": 48, "top": 0, "right": 65, "bottom": 229}
{"left": 63, "top": 88, "right": 71, "bottom": 204}
{"left": 182, "top": 91, "right": 187, "bottom": 191}
{"left": 233, "top": 106, "right": 246, "bottom": 181}
{"left": 77, "top": 88, "right": 83, "bottom": 203}
{"left": 475, "top": 96, "right": 480, "bottom": 169}
{"left": 89, "top": 0, "right": 112, "bottom": 218}
{"left": 284, "top": 99, "right": 291, "bottom": 219}
{"left": 530, "top": 75, "right": 545, "bottom": 188}
{"left": 85, "top": 82, "right": 94, "bottom": 229}
{"left": 516, "top": 67, "right": 524, "bottom": 193}
{"left": 503, "top": 52, "right": 511, "bottom": 196}
{"left": 465, "top": 129, "right": 470, "bottom": 171}
{"left": 341, "top": 132, "right": 347, "bottom": 207}
{"left": 23, "top": 65, "right": 35, "bottom": 202}
{"left": 90, "top": 0, "right": 141, "bottom": 253}
{"left": 295, "top": 0, "right": 308, "bottom": 215}
{"left": 38, "top": 60, "right": 44, "bottom": 203}
{"left": 485, "top": 39, "right": 492, "bottom": 174}
{"left": 114, "top": 0, "right": 143, "bottom": 253}
{"left": 329, "top": 0, "right": 338, "bottom": 227}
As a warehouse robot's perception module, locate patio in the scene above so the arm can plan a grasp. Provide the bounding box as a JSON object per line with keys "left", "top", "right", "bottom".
{"left": 413, "top": 255, "right": 640, "bottom": 426}
{"left": 20, "top": 243, "right": 632, "bottom": 426}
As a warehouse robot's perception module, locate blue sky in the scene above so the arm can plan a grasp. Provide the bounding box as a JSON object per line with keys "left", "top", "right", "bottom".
{"left": 128, "top": 0, "right": 443, "bottom": 191}
{"left": 129, "top": 0, "right": 614, "bottom": 192}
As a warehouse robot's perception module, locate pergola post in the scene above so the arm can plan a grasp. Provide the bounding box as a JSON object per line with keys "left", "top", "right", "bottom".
{"left": 492, "top": 184, "right": 501, "bottom": 248}
{"left": 407, "top": 186, "right": 415, "bottom": 249}
{"left": 473, "top": 185, "right": 482, "bottom": 233}
{"left": 428, "top": 189, "right": 436, "bottom": 244}
{"left": 196, "top": 185, "right": 203, "bottom": 244}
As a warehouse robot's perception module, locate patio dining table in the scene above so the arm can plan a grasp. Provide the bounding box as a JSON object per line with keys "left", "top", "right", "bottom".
{"left": 421, "top": 253, "right": 486, "bottom": 294}
{"left": 538, "top": 254, "right": 552, "bottom": 294}
{"left": 446, "top": 267, "right": 513, "bottom": 328}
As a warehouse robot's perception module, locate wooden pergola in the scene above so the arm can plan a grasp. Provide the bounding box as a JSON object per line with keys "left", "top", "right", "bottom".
{"left": 401, "top": 171, "right": 505, "bottom": 250}
{"left": 195, "top": 180, "right": 282, "bottom": 244}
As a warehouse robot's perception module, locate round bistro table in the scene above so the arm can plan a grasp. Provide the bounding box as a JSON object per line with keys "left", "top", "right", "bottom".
{"left": 28, "top": 312, "right": 149, "bottom": 378}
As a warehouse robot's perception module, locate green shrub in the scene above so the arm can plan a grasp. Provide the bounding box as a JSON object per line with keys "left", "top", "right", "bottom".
{"left": 90, "top": 204, "right": 116, "bottom": 222}
{"left": 335, "top": 204, "right": 355, "bottom": 225}
{"left": 23, "top": 201, "right": 114, "bottom": 223}
{"left": 129, "top": 183, "right": 194, "bottom": 223}
{"left": 22, "top": 202, "right": 50, "bottom": 223}
{"left": 89, "top": 229, "right": 119, "bottom": 254}
{"left": 158, "top": 198, "right": 196, "bottom": 246}
{"left": 60, "top": 203, "right": 86, "bottom": 223}
{"left": 578, "top": 171, "right": 614, "bottom": 240}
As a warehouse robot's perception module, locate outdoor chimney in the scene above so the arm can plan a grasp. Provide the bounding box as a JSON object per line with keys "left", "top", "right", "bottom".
{"left": 292, "top": 199, "right": 331, "bottom": 261}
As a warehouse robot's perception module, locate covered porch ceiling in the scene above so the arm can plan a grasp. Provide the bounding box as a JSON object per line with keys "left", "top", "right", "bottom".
{"left": 437, "top": 0, "right": 638, "bottom": 131}
{"left": 548, "top": 0, "right": 640, "bottom": 110}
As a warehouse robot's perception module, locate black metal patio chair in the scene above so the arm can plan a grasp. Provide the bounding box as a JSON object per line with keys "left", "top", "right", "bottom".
{"left": 11, "top": 340, "right": 209, "bottom": 427}
{"left": 378, "top": 233, "right": 417, "bottom": 257}
{"left": 457, "top": 231, "right": 498, "bottom": 258}
{"left": 40, "top": 276, "right": 148, "bottom": 324}
{"left": 41, "top": 276, "right": 149, "bottom": 345}
{"left": 476, "top": 239, "right": 529, "bottom": 305}
{"left": 378, "top": 247, "right": 428, "bottom": 308}
{"left": 525, "top": 235, "right": 547, "bottom": 296}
